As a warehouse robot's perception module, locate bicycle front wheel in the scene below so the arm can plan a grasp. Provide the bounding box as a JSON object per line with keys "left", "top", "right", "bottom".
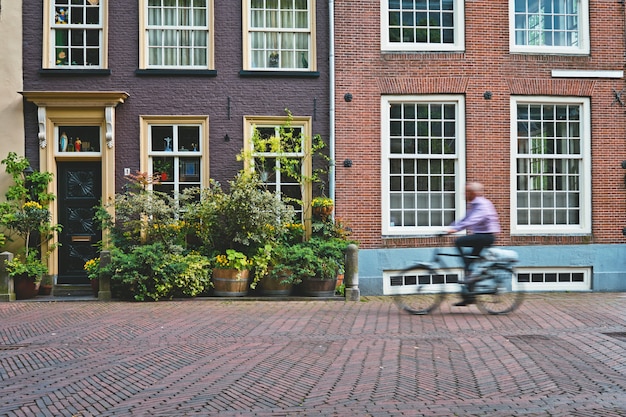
{"left": 475, "top": 268, "right": 524, "bottom": 315}
{"left": 393, "top": 286, "right": 444, "bottom": 315}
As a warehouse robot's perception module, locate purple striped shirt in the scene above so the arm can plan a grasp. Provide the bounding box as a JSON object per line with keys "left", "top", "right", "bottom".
{"left": 450, "top": 196, "right": 501, "bottom": 234}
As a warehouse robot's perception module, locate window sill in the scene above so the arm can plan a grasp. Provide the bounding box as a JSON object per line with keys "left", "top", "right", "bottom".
{"left": 39, "top": 69, "right": 111, "bottom": 76}
{"left": 239, "top": 70, "right": 320, "bottom": 78}
{"left": 135, "top": 69, "right": 218, "bottom": 76}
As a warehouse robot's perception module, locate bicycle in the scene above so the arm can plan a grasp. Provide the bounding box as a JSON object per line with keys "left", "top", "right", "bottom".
{"left": 393, "top": 238, "right": 523, "bottom": 315}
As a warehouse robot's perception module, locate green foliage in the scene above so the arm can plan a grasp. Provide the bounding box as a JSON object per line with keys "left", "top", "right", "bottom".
{"left": 101, "top": 173, "right": 192, "bottom": 251}
{"left": 214, "top": 249, "right": 252, "bottom": 271}
{"left": 100, "top": 243, "right": 212, "bottom": 301}
{"left": 0, "top": 153, "right": 61, "bottom": 279}
{"left": 184, "top": 172, "right": 295, "bottom": 257}
{"left": 239, "top": 108, "right": 329, "bottom": 209}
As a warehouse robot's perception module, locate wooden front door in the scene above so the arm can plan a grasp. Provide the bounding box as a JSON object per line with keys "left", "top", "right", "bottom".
{"left": 57, "top": 162, "right": 102, "bottom": 284}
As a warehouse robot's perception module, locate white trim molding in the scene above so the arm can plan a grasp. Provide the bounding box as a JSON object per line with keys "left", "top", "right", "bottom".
{"left": 551, "top": 70, "right": 624, "bottom": 79}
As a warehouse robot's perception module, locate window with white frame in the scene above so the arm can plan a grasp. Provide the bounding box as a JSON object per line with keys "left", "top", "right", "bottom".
{"left": 512, "top": 97, "right": 590, "bottom": 234}
{"left": 382, "top": 95, "right": 465, "bottom": 235}
{"left": 510, "top": 0, "right": 589, "bottom": 54}
{"left": 381, "top": 0, "right": 464, "bottom": 52}
{"left": 143, "top": 118, "right": 207, "bottom": 196}
{"left": 244, "top": 0, "right": 315, "bottom": 71}
{"left": 244, "top": 116, "right": 312, "bottom": 219}
{"left": 141, "top": 0, "right": 213, "bottom": 69}
{"left": 515, "top": 267, "right": 591, "bottom": 291}
{"left": 48, "top": 0, "right": 105, "bottom": 68}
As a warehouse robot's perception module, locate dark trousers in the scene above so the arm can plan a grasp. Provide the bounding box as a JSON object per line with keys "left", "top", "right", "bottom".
{"left": 455, "top": 233, "right": 495, "bottom": 274}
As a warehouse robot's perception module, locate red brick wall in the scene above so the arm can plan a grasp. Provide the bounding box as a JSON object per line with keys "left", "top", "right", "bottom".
{"left": 334, "top": 1, "right": 626, "bottom": 249}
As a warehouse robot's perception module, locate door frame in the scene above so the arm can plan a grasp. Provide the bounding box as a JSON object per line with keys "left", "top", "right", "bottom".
{"left": 22, "top": 91, "right": 128, "bottom": 283}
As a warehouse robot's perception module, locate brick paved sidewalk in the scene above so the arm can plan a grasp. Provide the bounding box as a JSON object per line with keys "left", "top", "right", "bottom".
{"left": 0, "top": 293, "right": 625, "bottom": 416}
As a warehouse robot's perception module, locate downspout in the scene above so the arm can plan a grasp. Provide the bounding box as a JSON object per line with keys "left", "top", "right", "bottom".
{"left": 328, "top": 0, "right": 336, "bottom": 206}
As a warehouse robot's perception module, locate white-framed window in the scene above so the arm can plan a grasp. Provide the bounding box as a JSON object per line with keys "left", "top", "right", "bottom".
{"left": 515, "top": 267, "right": 591, "bottom": 291}
{"left": 244, "top": 115, "right": 312, "bottom": 220}
{"left": 47, "top": 0, "right": 106, "bottom": 68}
{"left": 243, "top": 0, "right": 315, "bottom": 71}
{"left": 140, "top": 0, "right": 214, "bottom": 69}
{"left": 381, "top": 0, "right": 464, "bottom": 52}
{"left": 383, "top": 268, "right": 463, "bottom": 295}
{"left": 141, "top": 117, "right": 209, "bottom": 196}
{"left": 510, "top": 0, "right": 589, "bottom": 55}
{"left": 382, "top": 95, "right": 466, "bottom": 236}
{"left": 511, "top": 96, "right": 591, "bottom": 234}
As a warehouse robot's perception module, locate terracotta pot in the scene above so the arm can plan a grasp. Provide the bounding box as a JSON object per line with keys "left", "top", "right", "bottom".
{"left": 91, "top": 278, "right": 99, "bottom": 297}
{"left": 212, "top": 268, "right": 249, "bottom": 297}
{"left": 39, "top": 284, "right": 53, "bottom": 296}
{"left": 13, "top": 275, "right": 39, "bottom": 300}
{"left": 301, "top": 277, "right": 337, "bottom": 297}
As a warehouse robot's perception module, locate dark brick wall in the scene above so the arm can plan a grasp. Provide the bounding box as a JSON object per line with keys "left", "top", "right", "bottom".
{"left": 22, "top": 0, "right": 330, "bottom": 189}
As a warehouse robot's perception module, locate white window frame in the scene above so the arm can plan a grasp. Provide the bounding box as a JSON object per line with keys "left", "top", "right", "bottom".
{"left": 45, "top": 0, "right": 107, "bottom": 69}
{"left": 242, "top": 0, "right": 316, "bottom": 71}
{"left": 383, "top": 267, "right": 464, "bottom": 295}
{"left": 381, "top": 95, "right": 466, "bottom": 236}
{"left": 381, "top": 0, "right": 465, "bottom": 52}
{"left": 510, "top": 96, "right": 591, "bottom": 235}
{"left": 140, "top": 116, "right": 209, "bottom": 197}
{"left": 139, "top": 0, "right": 214, "bottom": 69}
{"left": 509, "top": 0, "right": 589, "bottom": 55}
{"left": 514, "top": 267, "right": 591, "bottom": 291}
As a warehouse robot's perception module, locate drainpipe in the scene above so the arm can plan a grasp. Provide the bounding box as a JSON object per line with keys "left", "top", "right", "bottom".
{"left": 328, "top": 0, "right": 336, "bottom": 205}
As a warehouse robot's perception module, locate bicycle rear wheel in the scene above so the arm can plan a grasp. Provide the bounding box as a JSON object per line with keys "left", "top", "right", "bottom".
{"left": 393, "top": 286, "right": 444, "bottom": 315}
{"left": 475, "top": 267, "right": 524, "bottom": 315}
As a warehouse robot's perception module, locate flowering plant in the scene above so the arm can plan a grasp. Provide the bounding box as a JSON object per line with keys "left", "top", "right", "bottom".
{"left": 84, "top": 258, "right": 100, "bottom": 281}
{"left": 0, "top": 153, "right": 61, "bottom": 280}
{"left": 311, "top": 197, "right": 333, "bottom": 209}
{"left": 214, "top": 249, "right": 252, "bottom": 271}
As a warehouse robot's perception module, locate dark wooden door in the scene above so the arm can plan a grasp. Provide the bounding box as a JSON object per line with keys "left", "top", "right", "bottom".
{"left": 57, "top": 162, "right": 102, "bottom": 284}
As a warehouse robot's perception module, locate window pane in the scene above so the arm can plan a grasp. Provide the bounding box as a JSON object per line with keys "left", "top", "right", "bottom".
{"left": 515, "top": 101, "right": 583, "bottom": 227}
{"left": 387, "top": 0, "right": 456, "bottom": 45}
{"left": 145, "top": 0, "right": 210, "bottom": 68}
{"left": 386, "top": 100, "right": 459, "bottom": 228}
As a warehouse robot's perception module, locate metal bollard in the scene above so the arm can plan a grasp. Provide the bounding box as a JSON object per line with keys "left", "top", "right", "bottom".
{"left": 344, "top": 244, "right": 360, "bottom": 301}
{"left": 98, "top": 250, "right": 112, "bottom": 301}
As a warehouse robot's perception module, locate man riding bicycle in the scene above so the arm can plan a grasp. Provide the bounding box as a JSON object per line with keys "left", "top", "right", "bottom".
{"left": 446, "top": 182, "right": 501, "bottom": 306}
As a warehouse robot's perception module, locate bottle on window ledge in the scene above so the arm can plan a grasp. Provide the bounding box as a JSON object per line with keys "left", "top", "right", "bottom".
{"left": 60, "top": 132, "right": 68, "bottom": 152}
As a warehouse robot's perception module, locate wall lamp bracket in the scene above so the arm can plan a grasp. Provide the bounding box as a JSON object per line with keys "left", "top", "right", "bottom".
{"left": 224, "top": 134, "right": 230, "bottom": 142}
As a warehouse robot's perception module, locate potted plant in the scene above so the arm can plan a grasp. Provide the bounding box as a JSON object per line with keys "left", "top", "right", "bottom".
{"left": 311, "top": 196, "right": 334, "bottom": 220}
{"left": 212, "top": 249, "right": 252, "bottom": 296}
{"left": 152, "top": 158, "right": 172, "bottom": 181}
{"left": 0, "top": 153, "right": 61, "bottom": 299}
{"left": 84, "top": 257, "right": 100, "bottom": 297}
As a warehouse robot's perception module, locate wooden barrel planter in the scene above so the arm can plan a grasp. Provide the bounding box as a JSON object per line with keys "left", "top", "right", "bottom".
{"left": 261, "top": 277, "right": 293, "bottom": 297}
{"left": 301, "top": 277, "right": 337, "bottom": 297}
{"left": 212, "top": 268, "right": 249, "bottom": 297}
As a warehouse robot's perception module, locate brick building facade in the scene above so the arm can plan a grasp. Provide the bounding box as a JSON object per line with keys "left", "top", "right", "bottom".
{"left": 334, "top": 1, "right": 626, "bottom": 294}
{"left": 20, "top": 0, "right": 330, "bottom": 287}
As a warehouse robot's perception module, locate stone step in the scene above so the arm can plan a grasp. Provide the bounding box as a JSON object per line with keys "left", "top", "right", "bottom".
{"left": 52, "top": 284, "right": 94, "bottom": 297}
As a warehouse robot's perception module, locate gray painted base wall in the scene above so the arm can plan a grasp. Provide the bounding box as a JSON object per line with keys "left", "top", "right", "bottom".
{"left": 357, "top": 244, "right": 626, "bottom": 295}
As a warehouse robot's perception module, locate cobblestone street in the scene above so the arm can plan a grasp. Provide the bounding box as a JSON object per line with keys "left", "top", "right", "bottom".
{"left": 1, "top": 293, "right": 625, "bottom": 416}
